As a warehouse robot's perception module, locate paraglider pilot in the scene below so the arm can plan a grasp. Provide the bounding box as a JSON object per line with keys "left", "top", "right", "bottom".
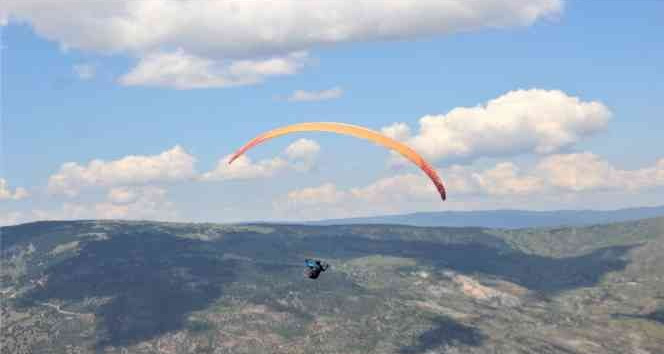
{"left": 304, "top": 258, "right": 329, "bottom": 279}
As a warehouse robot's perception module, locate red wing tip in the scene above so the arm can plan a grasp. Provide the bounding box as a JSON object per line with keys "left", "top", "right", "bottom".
{"left": 439, "top": 188, "right": 447, "bottom": 201}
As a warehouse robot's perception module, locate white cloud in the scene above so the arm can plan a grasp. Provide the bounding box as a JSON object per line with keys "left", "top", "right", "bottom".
{"left": 536, "top": 153, "right": 664, "bottom": 192}
{"left": 287, "top": 87, "right": 343, "bottom": 102}
{"left": 273, "top": 176, "right": 436, "bottom": 220}
{"left": 3, "top": 0, "right": 562, "bottom": 89}
{"left": 284, "top": 139, "right": 320, "bottom": 160}
{"left": 202, "top": 139, "right": 320, "bottom": 181}
{"left": 0, "top": 211, "right": 24, "bottom": 226}
{"left": 285, "top": 183, "right": 348, "bottom": 207}
{"left": 470, "top": 162, "right": 545, "bottom": 196}
{"left": 274, "top": 183, "right": 353, "bottom": 220}
{"left": 351, "top": 174, "right": 435, "bottom": 204}
{"left": 33, "top": 186, "right": 177, "bottom": 222}
{"left": 284, "top": 138, "right": 320, "bottom": 172}
{"left": 107, "top": 186, "right": 139, "bottom": 204}
{"left": 94, "top": 186, "right": 176, "bottom": 220}
{"left": 48, "top": 145, "right": 196, "bottom": 197}
{"left": 381, "top": 122, "right": 412, "bottom": 142}
{"left": 2, "top": 0, "right": 563, "bottom": 56}
{"left": 385, "top": 89, "right": 611, "bottom": 163}
{"left": 119, "top": 50, "right": 308, "bottom": 89}
{"left": 201, "top": 155, "right": 288, "bottom": 182}
{"left": 0, "top": 178, "right": 29, "bottom": 200}
{"left": 378, "top": 154, "right": 664, "bottom": 199}
{"left": 275, "top": 153, "right": 664, "bottom": 219}
{"left": 73, "top": 63, "right": 95, "bottom": 80}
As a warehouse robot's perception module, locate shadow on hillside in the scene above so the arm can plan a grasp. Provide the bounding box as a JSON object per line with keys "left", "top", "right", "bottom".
{"left": 221, "top": 231, "right": 638, "bottom": 293}
{"left": 0, "top": 220, "right": 82, "bottom": 250}
{"left": 398, "top": 317, "right": 486, "bottom": 353}
{"left": 649, "top": 309, "right": 664, "bottom": 324}
{"left": 612, "top": 309, "right": 664, "bottom": 325}
{"left": 17, "top": 231, "right": 237, "bottom": 348}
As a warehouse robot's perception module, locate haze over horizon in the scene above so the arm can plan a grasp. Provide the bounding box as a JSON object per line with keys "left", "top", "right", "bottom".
{"left": 2, "top": 0, "right": 663, "bottom": 226}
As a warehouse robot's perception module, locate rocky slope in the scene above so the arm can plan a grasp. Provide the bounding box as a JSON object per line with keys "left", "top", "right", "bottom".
{"left": 1, "top": 218, "right": 663, "bottom": 353}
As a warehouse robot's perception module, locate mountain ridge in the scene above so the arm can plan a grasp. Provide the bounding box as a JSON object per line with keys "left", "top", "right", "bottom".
{"left": 302, "top": 205, "right": 664, "bottom": 228}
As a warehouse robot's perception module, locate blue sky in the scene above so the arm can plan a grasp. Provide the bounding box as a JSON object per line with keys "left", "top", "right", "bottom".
{"left": 1, "top": 0, "right": 663, "bottom": 225}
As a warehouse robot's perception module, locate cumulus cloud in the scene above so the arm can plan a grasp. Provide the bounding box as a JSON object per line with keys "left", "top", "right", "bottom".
{"left": 274, "top": 183, "right": 354, "bottom": 220}
{"left": 276, "top": 153, "right": 664, "bottom": 219}
{"left": 201, "top": 155, "right": 288, "bottom": 182}
{"left": 107, "top": 186, "right": 139, "bottom": 204}
{"left": 2, "top": 0, "right": 562, "bottom": 89}
{"left": 287, "top": 87, "right": 343, "bottom": 102}
{"left": 95, "top": 186, "right": 176, "bottom": 220}
{"left": 201, "top": 139, "right": 320, "bottom": 181}
{"left": 284, "top": 138, "right": 321, "bottom": 172}
{"left": 33, "top": 186, "right": 177, "bottom": 222}
{"left": 344, "top": 162, "right": 546, "bottom": 205}
{"left": 371, "top": 153, "right": 664, "bottom": 200}
{"left": 381, "top": 122, "right": 412, "bottom": 142}
{"left": 470, "top": 162, "right": 545, "bottom": 196}
{"left": 48, "top": 145, "right": 196, "bottom": 197}
{"left": 0, "top": 178, "right": 29, "bottom": 200}
{"left": 119, "top": 50, "right": 308, "bottom": 89}
{"left": 287, "top": 183, "right": 347, "bottom": 206}
{"left": 385, "top": 89, "right": 611, "bottom": 164}
{"left": 536, "top": 153, "right": 664, "bottom": 192}
{"left": 73, "top": 63, "right": 95, "bottom": 80}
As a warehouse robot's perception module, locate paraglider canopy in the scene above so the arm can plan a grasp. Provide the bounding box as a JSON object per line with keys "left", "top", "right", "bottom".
{"left": 229, "top": 122, "right": 447, "bottom": 201}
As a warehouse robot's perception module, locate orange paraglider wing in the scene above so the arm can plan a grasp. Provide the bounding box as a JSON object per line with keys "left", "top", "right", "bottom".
{"left": 229, "top": 122, "right": 446, "bottom": 201}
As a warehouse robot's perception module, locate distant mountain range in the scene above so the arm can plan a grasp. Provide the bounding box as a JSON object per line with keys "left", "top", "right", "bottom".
{"left": 305, "top": 205, "right": 664, "bottom": 229}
